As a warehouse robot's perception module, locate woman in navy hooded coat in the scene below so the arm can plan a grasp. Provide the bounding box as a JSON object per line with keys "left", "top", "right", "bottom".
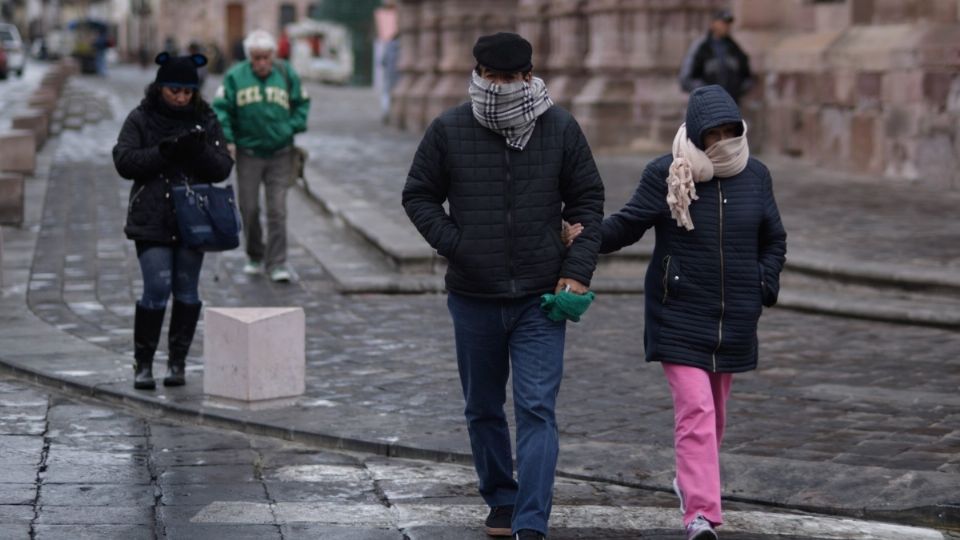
{"left": 566, "top": 85, "right": 786, "bottom": 539}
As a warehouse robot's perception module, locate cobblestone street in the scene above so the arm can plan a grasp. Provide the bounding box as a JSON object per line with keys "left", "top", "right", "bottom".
{"left": 1, "top": 63, "right": 958, "bottom": 538}
{"left": 1, "top": 374, "right": 951, "bottom": 540}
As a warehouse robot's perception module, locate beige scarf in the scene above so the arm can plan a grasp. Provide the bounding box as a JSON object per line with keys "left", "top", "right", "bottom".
{"left": 666, "top": 121, "right": 750, "bottom": 230}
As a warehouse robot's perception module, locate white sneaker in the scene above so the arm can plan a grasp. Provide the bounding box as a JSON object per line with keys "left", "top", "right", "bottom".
{"left": 686, "top": 515, "right": 718, "bottom": 540}
{"left": 242, "top": 260, "right": 263, "bottom": 275}
{"left": 673, "top": 477, "right": 686, "bottom": 513}
{"left": 269, "top": 266, "right": 292, "bottom": 282}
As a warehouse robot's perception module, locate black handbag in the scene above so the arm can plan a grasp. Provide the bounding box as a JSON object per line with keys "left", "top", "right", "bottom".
{"left": 171, "top": 180, "right": 241, "bottom": 252}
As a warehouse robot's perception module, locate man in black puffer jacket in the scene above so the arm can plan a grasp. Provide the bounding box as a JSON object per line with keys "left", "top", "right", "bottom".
{"left": 402, "top": 33, "right": 604, "bottom": 540}
{"left": 679, "top": 9, "right": 754, "bottom": 104}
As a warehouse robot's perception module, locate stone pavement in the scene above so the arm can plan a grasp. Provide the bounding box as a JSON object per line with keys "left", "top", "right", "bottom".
{"left": 0, "top": 64, "right": 958, "bottom": 536}
{"left": 5, "top": 374, "right": 948, "bottom": 540}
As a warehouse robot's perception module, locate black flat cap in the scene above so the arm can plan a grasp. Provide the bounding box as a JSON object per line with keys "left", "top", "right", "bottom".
{"left": 472, "top": 32, "right": 533, "bottom": 73}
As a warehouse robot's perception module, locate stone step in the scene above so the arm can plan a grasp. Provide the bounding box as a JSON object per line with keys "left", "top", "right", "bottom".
{"left": 300, "top": 162, "right": 960, "bottom": 295}
{"left": 291, "top": 179, "right": 960, "bottom": 328}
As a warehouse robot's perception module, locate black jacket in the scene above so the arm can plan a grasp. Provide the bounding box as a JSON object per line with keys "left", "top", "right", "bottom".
{"left": 402, "top": 103, "right": 605, "bottom": 298}
{"left": 113, "top": 97, "right": 234, "bottom": 244}
{"left": 679, "top": 32, "right": 753, "bottom": 102}
{"left": 600, "top": 87, "right": 786, "bottom": 373}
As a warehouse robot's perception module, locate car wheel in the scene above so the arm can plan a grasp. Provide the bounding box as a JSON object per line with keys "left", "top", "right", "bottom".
{"left": 16, "top": 69, "right": 23, "bottom": 77}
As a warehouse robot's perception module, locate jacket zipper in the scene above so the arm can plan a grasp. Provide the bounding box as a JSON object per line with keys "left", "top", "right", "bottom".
{"left": 129, "top": 184, "right": 146, "bottom": 206}
{"left": 661, "top": 255, "right": 672, "bottom": 303}
{"left": 712, "top": 182, "right": 725, "bottom": 372}
{"left": 504, "top": 148, "right": 517, "bottom": 294}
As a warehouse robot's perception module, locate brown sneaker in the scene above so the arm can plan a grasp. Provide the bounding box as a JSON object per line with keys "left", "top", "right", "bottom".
{"left": 484, "top": 505, "right": 514, "bottom": 537}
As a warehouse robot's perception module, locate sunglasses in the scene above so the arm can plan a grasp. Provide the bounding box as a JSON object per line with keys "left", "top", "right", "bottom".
{"left": 165, "top": 87, "right": 195, "bottom": 96}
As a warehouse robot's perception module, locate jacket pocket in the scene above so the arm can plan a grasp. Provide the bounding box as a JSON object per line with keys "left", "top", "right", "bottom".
{"left": 759, "top": 264, "right": 777, "bottom": 307}
{"left": 661, "top": 255, "right": 682, "bottom": 303}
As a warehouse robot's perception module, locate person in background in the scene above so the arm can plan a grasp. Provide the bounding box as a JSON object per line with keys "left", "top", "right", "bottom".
{"left": 373, "top": 0, "right": 399, "bottom": 123}
{"left": 212, "top": 29, "right": 311, "bottom": 283}
{"left": 163, "top": 35, "right": 179, "bottom": 56}
{"left": 679, "top": 9, "right": 753, "bottom": 104}
{"left": 277, "top": 31, "right": 291, "bottom": 60}
{"left": 112, "top": 53, "right": 234, "bottom": 390}
{"left": 563, "top": 85, "right": 786, "bottom": 540}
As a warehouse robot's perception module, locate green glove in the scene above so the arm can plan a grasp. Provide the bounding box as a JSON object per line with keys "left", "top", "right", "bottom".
{"left": 540, "top": 290, "right": 596, "bottom": 322}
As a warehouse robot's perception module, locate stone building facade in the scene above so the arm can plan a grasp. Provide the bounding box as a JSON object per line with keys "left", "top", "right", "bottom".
{"left": 115, "top": 0, "right": 315, "bottom": 66}
{"left": 390, "top": 0, "right": 960, "bottom": 188}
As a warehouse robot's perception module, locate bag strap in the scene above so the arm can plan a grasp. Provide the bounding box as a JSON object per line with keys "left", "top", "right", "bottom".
{"left": 276, "top": 60, "right": 292, "bottom": 95}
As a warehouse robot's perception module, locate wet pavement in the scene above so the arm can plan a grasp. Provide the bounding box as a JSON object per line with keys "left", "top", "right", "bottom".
{"left": 0, "top": 373, "right": 952, "bottom": 540}
{"left": 0, "top": 63, "right": 958, "bottom": 537}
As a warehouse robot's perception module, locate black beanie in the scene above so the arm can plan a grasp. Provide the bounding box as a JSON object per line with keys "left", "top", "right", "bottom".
{"left": 472, "top": 32, "right": 533, "bottom": 73}
{"left": 154, "top": 52, "right": 208, "bottom": 89}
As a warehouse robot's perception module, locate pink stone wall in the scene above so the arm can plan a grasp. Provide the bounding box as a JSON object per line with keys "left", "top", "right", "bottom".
{"left": 152, "top": 0, "right": 314, "bottom": 58}
{"left": 391, "top": 0, "right": 960, "bottom": 187}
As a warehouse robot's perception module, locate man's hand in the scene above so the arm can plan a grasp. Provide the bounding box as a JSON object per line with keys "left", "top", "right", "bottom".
{"left": 561, "top": 221, "right": 583, "bottom": 247}
{"left": 556, "top": 278, "right": 588, "bottom": 295}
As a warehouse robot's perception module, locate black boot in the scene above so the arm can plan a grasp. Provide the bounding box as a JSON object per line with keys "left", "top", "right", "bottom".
{"left": 134, "top": 303, "right": 166, "bottom": 390}
{"left": 164, "top": 300, "right": 202, "bottom": 387}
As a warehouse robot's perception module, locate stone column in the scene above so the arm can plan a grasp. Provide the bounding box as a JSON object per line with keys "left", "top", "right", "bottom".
{"left": 425, "top": 0, "right": 518, "bottom": 124}
{"left": 544, "top": 0, "right": 588, "bottom": 111}
{"left": 425, "top": 2, "right": 477, "bottom": 123}
{"left": 389, "top": 0, "right": 422, "bottom": 128}
{"left": 517, "top": 0, "right": 551, "bottom": 75}
{"left": 627, "top": 0, "right": 718, "bottom": 148}
{"left": 572, "top": 0, "right": 637, "bottom": 147}
{"left": 402, "top": 0, "right": 442, "bottom": 132}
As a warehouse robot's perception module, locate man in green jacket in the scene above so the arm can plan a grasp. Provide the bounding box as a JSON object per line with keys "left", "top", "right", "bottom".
{"left": 213, "top": 29, "right": 310, "bottom": 282}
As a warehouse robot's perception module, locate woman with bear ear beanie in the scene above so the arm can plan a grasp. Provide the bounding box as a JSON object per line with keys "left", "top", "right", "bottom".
{"left": 112, "top": 53, "right": 234, "bottom": 390}
{"left": 563, "top": 85, "right": 786, "bottom": 540}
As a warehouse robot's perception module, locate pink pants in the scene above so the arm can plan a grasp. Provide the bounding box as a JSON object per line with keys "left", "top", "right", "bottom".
{"left": 662, "top": 362, "right": 733, "bottom": 527}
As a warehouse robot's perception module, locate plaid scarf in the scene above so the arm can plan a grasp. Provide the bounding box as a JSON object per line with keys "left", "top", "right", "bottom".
{"left": 469, "top": 71, "right": 553, "bottom": 151}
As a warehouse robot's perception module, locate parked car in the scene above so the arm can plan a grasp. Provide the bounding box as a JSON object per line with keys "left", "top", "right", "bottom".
{"left": 0, "top": 22, "right": 26, "bottom": 77}
{"left": 0, "top": 46, "right": 8, "bottom": 79}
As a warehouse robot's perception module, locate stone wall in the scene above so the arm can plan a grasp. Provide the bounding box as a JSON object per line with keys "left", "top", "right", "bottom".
{"left": 143, "top": 0, "right": 314, "bottom": 58}
{"left": 390, "top": 0, "right": 960, "bottom": 188}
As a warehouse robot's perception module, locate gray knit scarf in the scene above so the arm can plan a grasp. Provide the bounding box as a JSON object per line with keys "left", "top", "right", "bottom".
{"left": 469, "top": 71, "right": 553, "bottom": 151}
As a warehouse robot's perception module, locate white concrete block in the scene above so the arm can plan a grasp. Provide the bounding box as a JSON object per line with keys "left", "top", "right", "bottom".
{"left": 203, "top": 307, "right": 306, "bottom": 401}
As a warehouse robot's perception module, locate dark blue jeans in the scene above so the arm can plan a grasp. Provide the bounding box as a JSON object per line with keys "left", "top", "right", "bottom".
{"left": 447, "top": 292, "right": 566, "bottom": 536}
{"left": 136, "top": 243, "right": 204, "bottom": 309}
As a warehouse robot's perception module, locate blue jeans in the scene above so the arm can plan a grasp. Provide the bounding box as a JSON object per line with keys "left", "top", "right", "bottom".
{"left": 447, "top": 292, "right": 566, "bottom": 536}
{"left": 136, "top": 243, "right": 204, "bottom": 309}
